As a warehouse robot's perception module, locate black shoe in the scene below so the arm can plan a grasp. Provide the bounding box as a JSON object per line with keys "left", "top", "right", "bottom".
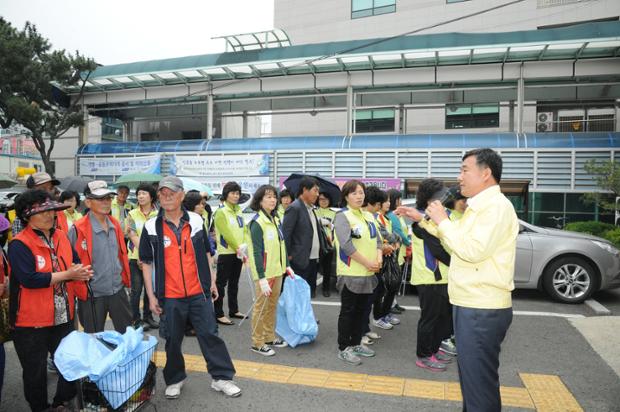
{"left": 322, "top": 288, "right": 331, "bottom": 297}
{"left": 395, "top": 304, "right": 406, "bottom": 312}
{"left": 143, "top": 317, "right": 159, "bottom": 329}
{"left": 390, "top": 306, "right": 403, "bottom": 315}
{"left": 134, "top": 320, "right": 150, "bottom": 331}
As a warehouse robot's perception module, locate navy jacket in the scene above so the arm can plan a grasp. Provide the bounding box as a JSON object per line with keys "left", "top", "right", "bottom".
{"left": 139, "top": 209, "right": 212, "bottom": 302}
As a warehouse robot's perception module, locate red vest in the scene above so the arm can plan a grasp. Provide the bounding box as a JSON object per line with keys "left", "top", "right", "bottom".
{"left": 56, "top": 210, "right": 69, "bottom": 233}
{"left": 162, "top": 222, "right": 203, "bottom": 298}
{"left": 12, "top": 226, "right": 87, "bottom": 327}
{"left": 72, "top": 214, "right": 131, "bottom": 291}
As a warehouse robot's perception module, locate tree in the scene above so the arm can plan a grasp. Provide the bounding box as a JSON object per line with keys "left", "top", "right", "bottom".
{"left": 0, "top": 17, "right": 97, "bottom": 173}
{"left": 582, "top": 159, "right": 620, "bottom": 212}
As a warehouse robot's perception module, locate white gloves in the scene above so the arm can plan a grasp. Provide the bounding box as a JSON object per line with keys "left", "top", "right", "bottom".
{"left": 259, "top": 278, "right": 272, "bottom": 296}
{"left": 236, "top": 243, "right": 248, "bottom": 261}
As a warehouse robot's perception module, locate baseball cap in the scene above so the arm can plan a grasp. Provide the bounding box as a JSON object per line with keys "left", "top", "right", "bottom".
{"left": 158, "top": 176, "right": 184, "bottom": 192}
{"left": 85, "top": 180, "right": 117, "bottom": 199}
{"left": 28, "top": 172, "right": 60, "bottom": 188}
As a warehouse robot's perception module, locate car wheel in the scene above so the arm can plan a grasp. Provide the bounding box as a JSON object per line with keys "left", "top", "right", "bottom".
{"left": 543, "top": 257, "right": 597, "bottom": 304}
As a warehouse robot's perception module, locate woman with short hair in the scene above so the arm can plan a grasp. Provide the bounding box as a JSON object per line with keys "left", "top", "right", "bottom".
{"left": 246, "top": 185, "right": 290, "bottom": 356}
{"left": 60, "top": 191, "right": 82, "bottom": 230}
{"left": 334, "top": 180, "right": 382, "bottom": 365}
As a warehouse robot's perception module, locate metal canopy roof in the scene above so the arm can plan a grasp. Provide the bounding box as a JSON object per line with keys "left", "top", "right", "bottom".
{"left": 70, "top": 22, "right": 620, "bottom": 93}
{"left": 212, "top": 29, "right": 291, "bottom": 52}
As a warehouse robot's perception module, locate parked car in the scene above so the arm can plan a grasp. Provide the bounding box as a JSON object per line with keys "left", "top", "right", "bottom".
{"left": 516, "top": 220, "right": 620, "bottom": 304}
{"left": 399, "top": 201, "right": 620, "bottom": 304}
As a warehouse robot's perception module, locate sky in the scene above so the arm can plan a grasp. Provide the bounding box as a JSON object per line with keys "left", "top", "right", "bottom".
{"left": 0, "top": 0, "right": 274, "bottom": 66}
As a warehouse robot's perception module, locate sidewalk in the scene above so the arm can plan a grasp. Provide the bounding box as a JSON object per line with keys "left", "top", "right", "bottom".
{"left": 570, "top": 316, "right": 620, "bottom": 379}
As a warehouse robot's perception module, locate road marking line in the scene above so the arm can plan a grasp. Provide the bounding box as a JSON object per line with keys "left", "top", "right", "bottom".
{"left": 310, "top": 300, "right": 586, "bottom": 319}
{"left": 584, "top": 298, "right": 611, "bottom": 316}
{"left": 155, "top": 352, "right": 580, "bottom": 409}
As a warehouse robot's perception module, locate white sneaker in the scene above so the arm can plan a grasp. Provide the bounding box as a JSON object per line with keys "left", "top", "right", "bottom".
{"left": 211, "top": 379, "right": 242, "bottom": 397}
{"left": 365, "top": 331, "right": 381, "bottom": 340}
{"left": 361, "top": 336, "right": 374, "bottom": 345}
{"left": 372, "top": 318, "right": 393, "bottom": 330}
{"left": 165, "top": 379, "right": 185, "bottom": 399}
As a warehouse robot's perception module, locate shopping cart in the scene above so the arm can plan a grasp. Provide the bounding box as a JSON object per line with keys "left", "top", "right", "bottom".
{"left": 76, "top": 343, "right": 157, "bottom": 412}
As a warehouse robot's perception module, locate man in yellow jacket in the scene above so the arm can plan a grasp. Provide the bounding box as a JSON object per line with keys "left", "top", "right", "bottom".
{"left": 397, "top": 148, "right": 518, "bottom": 412}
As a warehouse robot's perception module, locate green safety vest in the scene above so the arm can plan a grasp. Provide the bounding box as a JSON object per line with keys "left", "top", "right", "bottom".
{"left": 111, "top": 198, "right": 134, "bottom": 231}
{"left": 214, "top": 202, "right": 245, "bottom": 255}
{"left": 127, "top": 207, "right": 158, "bottom": 260}
{"left": 335, "top": 208, "right": 379, "bottom": 277}
{"left": 246, "top": 211, "right": 287, "bottom": 280}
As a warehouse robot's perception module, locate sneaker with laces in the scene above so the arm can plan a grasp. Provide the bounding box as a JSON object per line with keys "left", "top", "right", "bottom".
{"left": 266, "top": 338, "right": 288, "bottom": 348}
{"left": 433, "top": 351, "right": 453, "bottom": 364}
{"left": 251, "top": 345, "right": 275, "bottom": 356}
{"left": 338, "top": 347, "right": 362, "bottom": 365}
{"left": 415, "top": 356, "right": 446, "bottom": 372}
{"left": 365, "top": 331, "right": 381, "bottom": 340}
{"left": 351, "top": 344, "right": 375, "bottom": 357}
{"left": 361, "top": 336, "right": 374, "bottom": 345}
{"left": 372, "top": 318, "right": 394, "bottom": 330}
{"left": 385, "top": 314, "right": 401, "bottom": 325}
{"left": 211, "top": 380, "right": 242, "bottom": 397}
{"left": 165, "top": 379, "right": 185, "bottom": 399}
{"left": 440, "top": 339, "right": 457, "bottom": 356}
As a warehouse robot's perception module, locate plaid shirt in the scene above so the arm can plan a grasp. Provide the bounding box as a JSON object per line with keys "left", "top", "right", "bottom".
{"left": 11, "top": 217, "right": 24, "bottom": 237}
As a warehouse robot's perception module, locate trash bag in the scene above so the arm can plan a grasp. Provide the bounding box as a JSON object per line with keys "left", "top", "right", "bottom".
{"left": 382, "top": 255, "right": 402, "bottom": 293}
{"left": 55, "top": 327, "right": 157, "bottom": 409}
{"left": 276, "top": 275, "right": 318, "bottom": 347}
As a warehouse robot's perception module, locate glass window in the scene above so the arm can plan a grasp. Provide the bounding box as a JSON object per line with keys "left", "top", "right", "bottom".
{"left": 101, "top": 117, "right": 124, "bottom": 142}
{"left": 355, "top": 108, "right": 395, "bottom": 133}
{"left": 352, "top": 0, "right": 396, "bottom": 19}
{"left": 445, "top": 103, "right": 499, "bottom": 129}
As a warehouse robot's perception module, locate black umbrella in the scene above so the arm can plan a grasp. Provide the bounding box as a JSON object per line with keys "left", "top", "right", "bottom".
{"left": 283, "top": 173, "right": 341, "bottom": 206}
{"left": 59, "top": 176, "right": 91, "bottom": 193}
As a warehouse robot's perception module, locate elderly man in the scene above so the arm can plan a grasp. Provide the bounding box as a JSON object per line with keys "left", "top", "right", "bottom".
{"left": 139, "top": 176, "right": 241, "bottom": 400}
{"left": 69, "top": 180, "right": 132, "bottom": 333}
{"left": 397, "top": 148, "right": 518, "bottom": 412}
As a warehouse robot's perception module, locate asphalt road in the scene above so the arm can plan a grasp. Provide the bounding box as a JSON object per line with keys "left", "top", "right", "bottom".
{"left": 2, "top": 282, "right": 620, "bottom": 411}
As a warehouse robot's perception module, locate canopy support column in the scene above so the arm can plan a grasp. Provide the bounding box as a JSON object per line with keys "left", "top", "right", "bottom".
{"left": 207, "top": 93, "right": 214, "bottom": 140}
{"left": 517, "top": 64, "right": 525, "bottom": 134}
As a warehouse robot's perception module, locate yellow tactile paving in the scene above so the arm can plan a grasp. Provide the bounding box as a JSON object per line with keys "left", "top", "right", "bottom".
{"left": 363, "top": 375, "right": 405, "bottom": 396}
{"left": 520, "top": 373, "right": 583, "bottom": 412}
{"left": 403, "top": 379, "right": 445, "bottom": 400}
{"left": 500, "top": 387, "right": 535, "bottom": 409}
{"left": 153, "top": 351, "right": 583, "bottom": 410}
{"left": 288, "top": 368, "right": 331, "bottom": 387}
{"left": 324, "top": 371, "right": 368, "bottom": 392}
{"left": 444, "top": 381, "right": 463, "bottom": 402}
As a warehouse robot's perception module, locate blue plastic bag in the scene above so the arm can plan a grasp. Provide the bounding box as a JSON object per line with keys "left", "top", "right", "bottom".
{"left": 275, "top": 275, "right": 318, "bottom": 347}
{"left": 55, "top": 327, "right": 157, "bottom": 409}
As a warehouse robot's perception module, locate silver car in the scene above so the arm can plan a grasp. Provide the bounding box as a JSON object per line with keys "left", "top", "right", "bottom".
{"left": 516, "top": 220, "right": 620, "bottom": 304}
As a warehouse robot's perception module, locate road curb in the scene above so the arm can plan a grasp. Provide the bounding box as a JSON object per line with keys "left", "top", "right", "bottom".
{"left": 584, "top": 299, "right": 611, "bottom": 316}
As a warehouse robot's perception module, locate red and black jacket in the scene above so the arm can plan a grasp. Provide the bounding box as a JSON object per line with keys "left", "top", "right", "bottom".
{"left": 8, "top": 226, "right": 87, "bottom": 328}
{"left": 72, "top": 213, "right": 131, "bottom": 291}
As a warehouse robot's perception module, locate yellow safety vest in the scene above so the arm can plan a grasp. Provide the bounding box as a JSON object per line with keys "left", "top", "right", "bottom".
{"left": 335, "top": 208, "right": 379, "bottom": 277}
{"left": 111, "top": 198, "right": 134, "bottom": 231}
{"left": 315, "top": 207, "right": 336, "bottom": 238}
{"left": 127, "top": 207, "right": 158, "bottom": 260}
{"left": 214, "top": 202, "right": 245, "bottom": 255}
{"left": 246, "top": 211, "right": 287, "bottom": 280}
{"left": 398, "top": 215, "right": 408, "bottom": 266}
{"left": 411, "top": 220, "right": 448, "bottom": 285}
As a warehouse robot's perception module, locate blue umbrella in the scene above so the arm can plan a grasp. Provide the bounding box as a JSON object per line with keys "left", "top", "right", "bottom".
{"left": 283, "top": 173, "right": 341, "bottom": 205}
{"left": 179, "top": 177, "right": 214, "bottom": 197}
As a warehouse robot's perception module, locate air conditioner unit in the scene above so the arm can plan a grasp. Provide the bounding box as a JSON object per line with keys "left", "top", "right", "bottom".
{"left": 536, "top": 112, "right": 554, "bottom": 132}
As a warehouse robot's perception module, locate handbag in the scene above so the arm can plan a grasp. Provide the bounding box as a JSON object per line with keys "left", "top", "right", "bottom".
{"left": 0, "top": 297, "right": 10, "bottom": 343}
{"left": 382, "top": 255, "right": 402, "bottom": 293}
{"left": 314, "top": 212, "right": 334, "bottom": 259}
{"left": 0, "top": 252, "right": 10, "bottom": 343}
